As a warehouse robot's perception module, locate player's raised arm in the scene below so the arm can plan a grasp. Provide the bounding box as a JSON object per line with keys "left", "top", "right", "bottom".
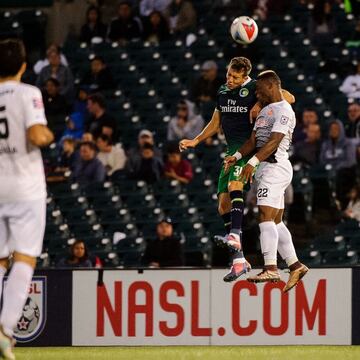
{"left": 27, "top": 124, "right": 54, "bottom": 147}
{"left": 179, "top": 108, "right": 220, "bottom": 151}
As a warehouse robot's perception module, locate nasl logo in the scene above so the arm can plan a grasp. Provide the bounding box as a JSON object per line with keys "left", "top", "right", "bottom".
{"left": 239, "top": 88, "right": 249, "bottom": 97}
{"left": 8, "top": 277, "right": 47, "bottom": 343}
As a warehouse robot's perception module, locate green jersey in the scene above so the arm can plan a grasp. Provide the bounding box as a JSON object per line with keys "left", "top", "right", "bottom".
{"left": 216, "top": 78, "right": 257, "bottom": 149}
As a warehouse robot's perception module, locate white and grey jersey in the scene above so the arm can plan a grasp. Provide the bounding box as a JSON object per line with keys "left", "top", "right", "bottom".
{"left": 253, "top": 100, "right": 296, "bottom": 162}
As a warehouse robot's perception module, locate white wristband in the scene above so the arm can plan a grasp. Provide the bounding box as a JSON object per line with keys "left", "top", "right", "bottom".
{"left": 233, "top": 151, "right": 242, "bottom": 161}
{"left": 248, "top": 155, "right": 260, "bottom": 167}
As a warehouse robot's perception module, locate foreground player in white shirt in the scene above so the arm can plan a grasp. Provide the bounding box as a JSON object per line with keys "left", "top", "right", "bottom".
{"left": 225, "top": 70, "right": 308, "bottom": 291}
{"left": 0, "top": 39, "right": 54, "bottom": 360}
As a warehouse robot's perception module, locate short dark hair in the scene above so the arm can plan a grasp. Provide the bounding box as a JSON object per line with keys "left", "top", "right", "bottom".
{"left": 88, "top": 93, "right": 106, "bottom": 109}
{"left": 257, "top": 70, "right": 281, "bottom": 86}
{"left": 80, "top": 141, "right": 97, "bottom": 151}
{"left": 166, "top": 142, "right": 181, "bottom": 155}
{"left": 86, "top": 5, "right": 101, "bottom": 22}
{"left": 0, "top": 39, "right": 26, "bottom": 77}
{"left": 229, "top": 57, "right": 252, "bottom": 75}
{"left": 91, "top": 55, "right": 105, "bottom": 64}
{"left": 45, "top": 78, "right": 60, "bottom": 87}
{"left": 98, "top": 134, "right": 112, "bottom": 145}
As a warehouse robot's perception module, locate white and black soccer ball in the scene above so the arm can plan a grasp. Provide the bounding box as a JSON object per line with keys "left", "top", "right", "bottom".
{"left": 14, "top": 297, "right": 40, "bottom": 336}
{"left": 230, "top": 16, "right": 258, "bottom": 45}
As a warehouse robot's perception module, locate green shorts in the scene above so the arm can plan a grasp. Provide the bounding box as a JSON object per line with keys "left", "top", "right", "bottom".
{"left": 217, "top": 147, "right": 250, "bottom": 195}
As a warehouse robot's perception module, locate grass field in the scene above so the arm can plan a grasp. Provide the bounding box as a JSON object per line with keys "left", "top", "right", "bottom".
{"left": 14, "top": 346, "right": 360, "bottom": 360}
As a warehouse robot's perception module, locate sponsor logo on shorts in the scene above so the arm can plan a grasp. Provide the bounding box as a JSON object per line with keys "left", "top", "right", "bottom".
{"left": 5, "top": 277, "right": 47, "bottom": 343}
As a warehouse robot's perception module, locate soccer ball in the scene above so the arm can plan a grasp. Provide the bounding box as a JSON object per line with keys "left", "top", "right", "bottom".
{"left": 230, "top": 16, "right": 258, "bottom": 45}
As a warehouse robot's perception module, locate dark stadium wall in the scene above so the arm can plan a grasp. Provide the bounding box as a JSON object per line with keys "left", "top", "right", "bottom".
{"left": 352, "top": 267, "right": 360, "bottom": 345}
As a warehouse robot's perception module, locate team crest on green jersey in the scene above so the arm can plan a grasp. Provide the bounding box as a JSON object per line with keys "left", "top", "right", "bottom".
{"left": 239, "top": 88, "right": 249, "bottom": 97}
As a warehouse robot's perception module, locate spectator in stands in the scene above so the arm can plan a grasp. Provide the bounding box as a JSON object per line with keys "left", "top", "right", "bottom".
{"left": 73, "top": 86, "right": 90, "bottom": 119}
{"left": 72, "top": 141, "right": 106, "bottom": 184}
{"left": 293, "top": 123, "right": 322, "bottom": 166}
{"left": 108, "top": 1, "right": 142, "bottom": 45}
{"left": 293, "top": 108, "right": 319, "bottom": 143}
{"left": 82, "top": 132, "right": 94, "bottom": 143}
{"left": 33, "top": 43, "right": 68, "bottom": 75}
{"left": 42, "top": 78, "right": 69, "bottom": 118}
{"left": 36, "top": 50, "right": 74, "bottom": 100}
{"left": 344, "top": 102, "right": 360, "bottom": 138}
{"left": 249, "top": 0, "right": 290, "bottom": 20}
{"left": 56, "top": 137, "right": 79, "bottom": 173}
{"left": 340, "top": 63, "right": 360, "bottom": 100}
{"left": 191, "top": 60, "right": 222, "bottom": 115}
{"left": 164, "top": 0, "right": 197, "bottom": 35}
{"left": 96, "top": 134, "right": 127, "bottom": 176}
{"left": 80, "top": 5, "right": 108, "bottom": 44}
{"left": 164, "top": 143, "right": 193, "bottom": 184}
{"left": 142, "top": 218, "right": 184, "bottom": 267}
{"left": 167, "top": 99, "right": 204, "bottom": 141}
{"left": 142, "top": 10, "right": 170, "bottom": 44}
{"left": 57, "top": 240, "right": 93, "bottom": 268}
{"left": 343, "top": 185, "right": 360, "bottom": 221}
{"left": 320, "top": 120, "right": 357, "bottom": 205}
{"left": 81, "top": 56, "right": 115, "bottom": 92}
{"left": 127, "top": 129, "right": 162, "bottom": 159}
{"left": 308, "top": 0, "right": 336, "bottom": 44}
{"left": 61, "top": 112, "right": 84, "bottom": 141}
{"left": 139, "top": 0, "right": 172, "bottom": 16}
{"left": 86, "top": 93, "right": 118, "bottom": 142}
{"left": 126, "top": 143, "right": 164, "bottom": 184}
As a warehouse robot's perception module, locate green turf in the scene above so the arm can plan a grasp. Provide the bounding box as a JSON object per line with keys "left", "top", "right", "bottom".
{"left": 14, "top": 346, "right": 360, "bottom": 360}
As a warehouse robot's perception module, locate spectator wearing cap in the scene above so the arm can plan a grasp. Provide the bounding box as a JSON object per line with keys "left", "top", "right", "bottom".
{"left": 72, "top": 141, "right": 106, "bottom": 185}
{"left": 36, "top": 50, "right": 74, "bottom": 100}
{"left": 61, "top": 112, "right": 84, "bottom": 140}
{"left": 164, "top": 0, "right": 197, "bottom": 35}
{"left": 167, "top": 99, "right": 204, "bottom": 141}
{"left": 142, "top": 218, "right": 184, "bottom": 267}
{"left": 108, "top": 1, "right": 142, "bottom": 45}
{"left": 164, "top": 143, "right": 193, "bottom": 184}
{"left": 127, "top": 129, "right": 162, "bottom": 158}
{"left": 96, "top": 134, "right": 127, "bottom": 176}
{"left": 80, "top": 5, "right": 108, "bottom": 44}
{"left": 142, "top": 10, "right": 170, "bottom": 44}
{"left": 81, "top": 56, "right": 115, "bottom": 92}
{"left": 86, "top": 93, "right": 118, "bottom": 142}
{"left": 191, "top": 60, "right": 222, "bottom": 105}
{"left": 126, "top": 143, "right": 164, "bottom": 184}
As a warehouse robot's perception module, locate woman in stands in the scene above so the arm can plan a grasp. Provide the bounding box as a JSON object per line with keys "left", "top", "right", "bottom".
{"left": 57, "top": 240, "right": 92, "bottom": 268}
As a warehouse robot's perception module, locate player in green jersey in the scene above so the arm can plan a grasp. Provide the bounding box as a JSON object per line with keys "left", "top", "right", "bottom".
{"left": 179, "top": 57, "right": 294, "bottom": 282}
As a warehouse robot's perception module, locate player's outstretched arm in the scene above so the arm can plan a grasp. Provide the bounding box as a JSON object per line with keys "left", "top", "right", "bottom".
{"left": 179, "top": 109, "right": 220, "bottom": 151}
{"left": 27, "top": 124, "right": 54, "bottom": 147}
{"left": 281, "top": 89, "right": 295, "bottom": 104}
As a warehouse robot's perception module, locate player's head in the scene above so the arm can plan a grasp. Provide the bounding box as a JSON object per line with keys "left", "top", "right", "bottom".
{"left": 226, "top": 57, "right": 252, "bottom": 89}
{"left": 256, "top": 70, "right": 281, "bottom": 104}
{"left": 0, "top": 39, "right": 26, "bottom": 79}
{"left": 80, "top": 141, "right": 97, "bottom": 161}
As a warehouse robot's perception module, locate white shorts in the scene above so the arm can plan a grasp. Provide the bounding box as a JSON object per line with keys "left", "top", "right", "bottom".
{"left": 254, "top": 160, "right": 293, "bottom": 209}
{"left": 0, "top": 198, "right": 46, "bottom": 258}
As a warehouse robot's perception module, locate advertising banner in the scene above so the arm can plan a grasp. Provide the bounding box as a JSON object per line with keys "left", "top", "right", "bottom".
{"left": 72, "top": 268, "right": 352, "bottom": 346}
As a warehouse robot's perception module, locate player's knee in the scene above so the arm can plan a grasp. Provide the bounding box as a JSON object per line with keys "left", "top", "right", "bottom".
{"left": 13, "top": 252, "right": 37, "bottom": 269}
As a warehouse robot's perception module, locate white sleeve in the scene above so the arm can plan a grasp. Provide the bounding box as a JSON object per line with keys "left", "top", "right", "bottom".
{"left": 271, "top": 108, "right": 293, "bottom": 135}
{"left": 22, "top": 86, "right": 47, "bottom": 129}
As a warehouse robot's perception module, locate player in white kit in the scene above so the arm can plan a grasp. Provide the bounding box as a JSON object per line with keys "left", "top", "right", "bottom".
{"left": 224, "top": 70, "right": 308, "bottom": 291}
{"left": 0, "top": 39, "right": 54, "bottom": 359}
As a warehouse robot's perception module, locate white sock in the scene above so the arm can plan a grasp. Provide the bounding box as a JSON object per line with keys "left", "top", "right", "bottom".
{"left": 0, "top": 265, "right": 7, "bottom": 304}
{"left": 277, "top": 222, "right": 298, "bottom": 266}
{"left": 259, "top": 221, "right": 278, "bottom": 266}
{"left": 0, "top": 262, "right": 33, "bottom": 337}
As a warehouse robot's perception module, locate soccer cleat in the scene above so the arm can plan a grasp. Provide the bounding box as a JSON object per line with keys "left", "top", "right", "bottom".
{"left": 0, "top": 326, "right": 15, "bottom": 360}
{"left": 247, "top": 269, "right": 281, "bottom": 283}
{"left": 214, "top": 234, "right": 241, "bottom": 252}
{"left": 223, "top": 260, "right": 252, "bottom": 282}
{"left": 283, "top": 264, "right": 309, "bottom": 293}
